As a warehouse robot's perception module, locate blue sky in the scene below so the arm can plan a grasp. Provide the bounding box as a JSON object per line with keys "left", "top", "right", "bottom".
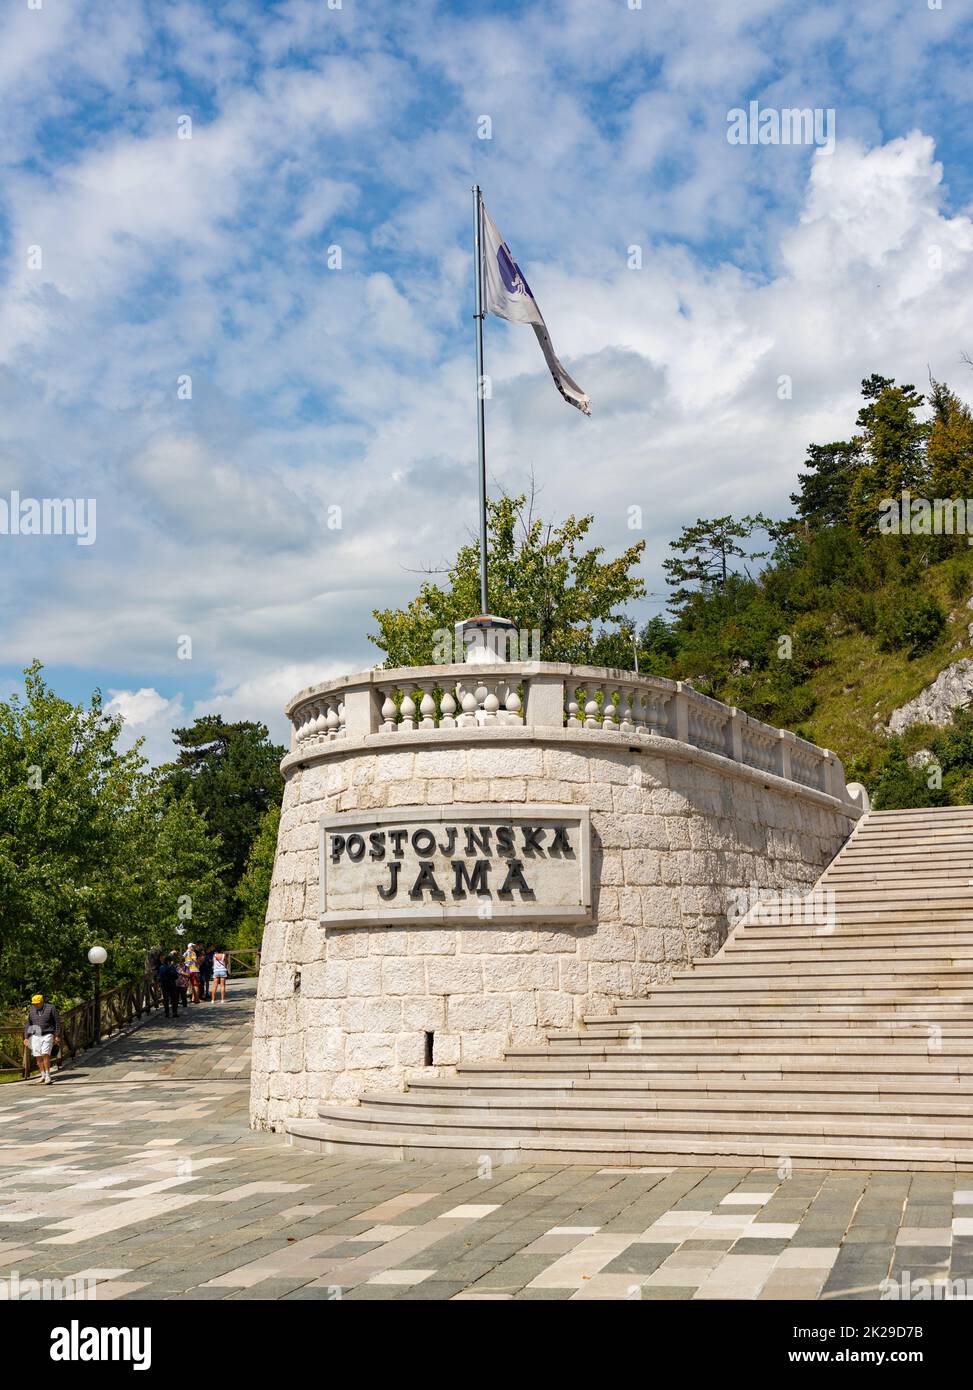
{"left": 1, "top": 0, "right": 973, "bottom": 759}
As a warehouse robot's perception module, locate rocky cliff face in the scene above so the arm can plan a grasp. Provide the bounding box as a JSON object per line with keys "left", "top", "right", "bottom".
{"left": 887, "top": 658, "right": 973, "bottom": 734}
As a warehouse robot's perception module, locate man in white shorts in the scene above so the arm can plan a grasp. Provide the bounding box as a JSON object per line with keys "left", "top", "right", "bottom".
{"left": 23, "top": 993, "right": 60, "bottom": 1084}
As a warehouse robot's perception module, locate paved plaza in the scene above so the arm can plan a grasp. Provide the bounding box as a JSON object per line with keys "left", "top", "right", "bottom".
{"left": 0, "top": 981, "right": 971, "bottom": 1301}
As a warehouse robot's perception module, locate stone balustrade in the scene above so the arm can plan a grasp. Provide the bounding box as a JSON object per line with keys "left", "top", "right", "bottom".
{"left": 285, "top": 662, "right": 856, "bottom": 806}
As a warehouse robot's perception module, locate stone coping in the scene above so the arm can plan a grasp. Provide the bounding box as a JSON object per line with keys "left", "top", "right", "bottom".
{"left": 281, "top": 723, "right": 863, "bottom": 819}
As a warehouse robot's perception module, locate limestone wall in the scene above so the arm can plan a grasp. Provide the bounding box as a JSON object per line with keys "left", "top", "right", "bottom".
{"left": 250, "top": 731, "right": 859, "bottom": 1131}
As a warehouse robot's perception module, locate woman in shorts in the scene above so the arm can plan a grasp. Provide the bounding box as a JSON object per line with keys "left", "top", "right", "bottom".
{"left": 211, "top": 948, "right": 229, "bottom": 1003}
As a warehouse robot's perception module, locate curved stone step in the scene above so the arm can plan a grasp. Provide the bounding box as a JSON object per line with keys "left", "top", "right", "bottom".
{"left": 372, "top": 1088, "right": 973, "bottom": 1119}
{"left": 315, "top": 1101, "right": 973, "bottom": 1146}
{"left": 288, "top": 1119, "right": 973, "bottom": 1170}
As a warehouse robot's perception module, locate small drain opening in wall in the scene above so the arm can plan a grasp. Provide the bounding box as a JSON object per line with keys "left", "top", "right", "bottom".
{"left": 293, "top": 968, "right": 301, "bottom": 993}
{"left": 424, "top": 1031, "right": 434, "bottom": 1066}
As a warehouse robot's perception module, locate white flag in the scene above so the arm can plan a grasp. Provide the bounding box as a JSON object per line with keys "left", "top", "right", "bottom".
{"left": 480, "top": 203, "right": 591, "bottom": 416}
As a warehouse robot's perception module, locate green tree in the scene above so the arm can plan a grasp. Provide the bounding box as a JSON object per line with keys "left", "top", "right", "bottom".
{"left": 662, "top": 515, "right": 772, "bottom": 610}
{"left": 370, "top": 492, "right": 647, "bottom": 665}
{"left": 847, "top": 376, "right": 929, "bottom": 534}
{"left": 234, "top": 803, "right": 280, "bottom": 950}
{"left": 133, "top": 791, "right": 229, "bottom": 963}
{"left": 0, "top": 664, "right": 228, "bottom": 1012}
{"left": 162, "top": 716, "right": 285, "bottom": 918}
{"left": 927, "top": 379, "right": 973, "bottom": 504}
{"left": 790, "top": 441, "right": 860, "bottom": 530}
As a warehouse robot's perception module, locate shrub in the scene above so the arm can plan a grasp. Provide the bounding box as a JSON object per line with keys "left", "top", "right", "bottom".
{"left": 876, "top": 592, "right": 945, "bottom": 658}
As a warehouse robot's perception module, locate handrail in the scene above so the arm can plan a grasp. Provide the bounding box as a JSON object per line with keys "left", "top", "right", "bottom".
{"left": 0, "top": 948, "right": 262, "bottom": 1079}
{"left": 226, "top": 948, "right": 261, "bottom": 977}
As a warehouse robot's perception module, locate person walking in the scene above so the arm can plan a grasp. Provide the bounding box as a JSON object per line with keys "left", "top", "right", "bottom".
{"left": 185, "top": 943, "right": 201, "bottom": 1004}
{"left": 23, "top": 993, "right": 60, "bottom": 1084}
{"left": 158, "top": 955, "right": 180, "bottom": 1018}
{"left": 211, "top": 947, "right": 230, "bottom": 1003}
{"left": 199, "top": 945, "right": 214, "bottom": 1002}
{"left": 173, "top": 951, "right": 190, "bottom": 1010}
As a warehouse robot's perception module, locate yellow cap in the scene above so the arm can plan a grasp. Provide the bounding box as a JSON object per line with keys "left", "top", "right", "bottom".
{"left": 31, "top": 994, "right": 43, "bottom": 1005}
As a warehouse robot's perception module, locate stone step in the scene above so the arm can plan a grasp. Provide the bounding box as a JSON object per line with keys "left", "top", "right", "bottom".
{"left": 738, "top": 913, "right": 973, "bottom": 928}
{"left": 373, "top": 1088, "right": 973, "bottom": 1120}
{"left": 544, "top": 1023, "right": 973, "bottom": 1045}
{"left": 643, "top": 977, "right": 973, "bottom": 995}
{"left": 845, "top": 834, "right": 973, "bottom": 847}
{"left": 405, "top": 1072, "right": 973, "bottom": 1098}
{"left": 633, "top": 984, "right": 973, "bottom": 1006}
{"left": 504, "top": 1040, "right": 973, "bottom": 1061}
{"left": 626, "top": 1001, "right": 973, "bottom": 1018}
{"left": 826, "top": 861, "right": 973, "bottom": 872}
{"left": 719, "top": 948, "right": 973, "bottom": 964}
{"left": 532, "top": 1045, "right": 973, "bottom": 1064}
{"left": 822, "top": 890, "right": 973, "bottom": 904}
{"left": 567, "top": 1021, "right": 973, "bottom": 1038}
{"left": 303, "top": 806, "right": 973, "bottom": 1171}
{"left": 288, "top": 1120, "right": 973, "bottom": 1170}
{"left": 687, "top": 959, "right": 973, "bottom": 977}
{"left": 605, "top": 1004, "right": 973, "bottom": 1019}
{"left": 315, "top": 1101, "right": 973, "bottom": 1146}
{"left": 453, "top": 1056, "right": 973, "bottom": 1077}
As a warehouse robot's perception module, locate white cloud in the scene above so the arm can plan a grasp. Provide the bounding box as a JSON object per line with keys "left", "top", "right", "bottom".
{"left": 104, "top": 687, "right": 186, "bottom": 765}
{"left": 2, "top": 4, "right": 973, "bottom": 759}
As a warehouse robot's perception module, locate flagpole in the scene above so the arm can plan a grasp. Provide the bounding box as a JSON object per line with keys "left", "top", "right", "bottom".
{"left": 472, "top": 183, "right": 488, "bottom": 614}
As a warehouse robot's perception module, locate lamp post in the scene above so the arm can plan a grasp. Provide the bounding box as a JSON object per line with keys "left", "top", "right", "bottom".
{"left": 87, "top": 946, "right": 107, "bottom": 1045}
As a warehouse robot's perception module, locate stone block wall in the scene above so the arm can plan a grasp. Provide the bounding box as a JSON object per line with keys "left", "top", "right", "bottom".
{"left": 250, "top": 736, "right": 858, "bottom": 1130}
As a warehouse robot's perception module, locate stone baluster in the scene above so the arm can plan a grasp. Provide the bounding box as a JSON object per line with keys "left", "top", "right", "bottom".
{"left": 457, "top": 684, "right": 478, "bottom": 728}
{"left": 325, "top": 701, "right": 341, "bottom": 740}
{"left": 480, "top": 680, "right": 501, "bottom": 725}
{"left": 583, "top": 687, "right": 600, "bottom": 730}
{"left": 379, "top": 689, "right": 397, "bottom": 733}
{"left": 640, "top": 690, "right": 662, "bottom": 736}
{"left": 399, "top": 690, "right": 417, "bottom": 731}
{"left": 502, "top": 682, "right": 523, "bottom": 725}
{"left": 618, "top": 686, "right": 636, "bottom": 733}
{"left": 439, "top": 686, "right": 458, "bottom": 729}
{"left": 601, "top": 685, "right": 619, "bottom": 732}
{"left": 418, "top": 683, "right": 437, "bottom": 730}
{"left": 566, "top": 688, "right": 582, "bottom": 728}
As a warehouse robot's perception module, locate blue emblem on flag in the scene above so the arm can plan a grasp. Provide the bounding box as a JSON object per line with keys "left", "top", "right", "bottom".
{"left": 497, "top": 241, "right": 533, "bottom": 299}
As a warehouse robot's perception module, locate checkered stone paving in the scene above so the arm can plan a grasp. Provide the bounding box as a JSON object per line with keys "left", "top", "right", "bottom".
{"left": 1, "top": 983, "right": 972, "bottom": 1300}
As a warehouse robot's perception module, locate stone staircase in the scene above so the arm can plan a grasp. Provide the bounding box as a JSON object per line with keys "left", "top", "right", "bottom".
{"left": 287, "top": 807, "right": 973, "bottom": 1170}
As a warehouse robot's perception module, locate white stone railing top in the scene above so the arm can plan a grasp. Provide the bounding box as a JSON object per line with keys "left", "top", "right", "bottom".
{"left": 284, "top": 662, "right": 862, "bottom": 811}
